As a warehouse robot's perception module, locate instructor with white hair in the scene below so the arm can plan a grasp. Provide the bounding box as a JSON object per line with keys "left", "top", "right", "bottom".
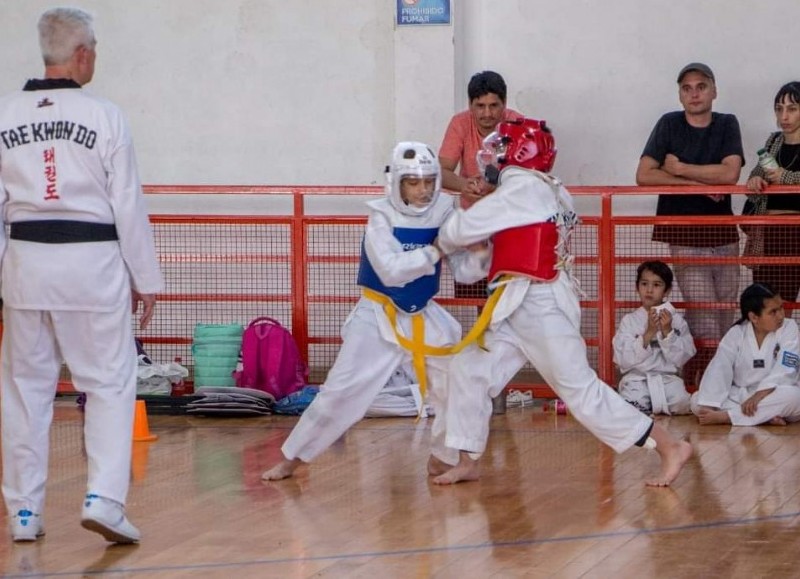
{"left": 0, "top": 7, "right": 163, "bottom": 543}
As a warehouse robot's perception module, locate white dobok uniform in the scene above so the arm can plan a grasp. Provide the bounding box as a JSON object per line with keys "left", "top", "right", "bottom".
{"left": 0, "top": 80, "right": 163, "bottom": 516}
{"left": 437, "top": 166, "right": 653, "bottom": 456}
{"left": 613, "top": 303, "right": 696, "bottom": 415}
{"left": 281, "top": 193, "right": 488, "bottom": 465}
{"left": 691, "top": 319, "right": 800, "bottom": 425}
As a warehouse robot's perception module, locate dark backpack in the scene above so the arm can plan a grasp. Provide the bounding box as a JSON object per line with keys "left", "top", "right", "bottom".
{"left": 232, "top": 317, "right": 308, "bottom": 399}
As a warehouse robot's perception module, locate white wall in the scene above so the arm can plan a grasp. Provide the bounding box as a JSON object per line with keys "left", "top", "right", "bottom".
{"left": 1, "top": 0, "right": 797, "bottom": 189}
{"left": 0, "top": 0, "right": 427, "bottom": 186}
{"left": 466, "top": 0, "right": 798, "bottom": 187}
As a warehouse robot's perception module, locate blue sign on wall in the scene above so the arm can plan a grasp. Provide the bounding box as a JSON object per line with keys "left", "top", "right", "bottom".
{"left": 396, "top": 0, "right": 451, "bottom": 26}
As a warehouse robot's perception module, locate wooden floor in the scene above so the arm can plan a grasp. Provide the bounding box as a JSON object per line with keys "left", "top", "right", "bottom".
{"left": 2, "top": 400, "right": 800, "bottom": 578}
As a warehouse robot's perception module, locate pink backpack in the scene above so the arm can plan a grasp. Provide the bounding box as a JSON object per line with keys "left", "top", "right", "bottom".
{"left": 232, "top": 317, "right": 309, "bottom": 400}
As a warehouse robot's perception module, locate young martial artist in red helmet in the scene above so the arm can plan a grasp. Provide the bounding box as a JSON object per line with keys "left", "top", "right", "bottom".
{"left": 433, "top": 118, "right": 693, "bottom": 486}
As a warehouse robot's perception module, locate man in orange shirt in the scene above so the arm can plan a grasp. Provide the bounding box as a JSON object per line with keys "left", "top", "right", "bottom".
{"left": 439, "top": 71, "right": 521, "bottom": 208}
{"left": 439, "top": 71, "right": 522, "bottom": 413}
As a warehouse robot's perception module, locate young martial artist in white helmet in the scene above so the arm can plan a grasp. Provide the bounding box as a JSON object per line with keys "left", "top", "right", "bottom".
{"left": 262, "top": 142, "right": 489, "bottom": 481}
{"left": 433, "top": 118, "right": 693, "bottom": 486}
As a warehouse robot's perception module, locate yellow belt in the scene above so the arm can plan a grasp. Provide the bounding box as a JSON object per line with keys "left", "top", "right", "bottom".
{"left": 362, "top": 281, "right": 507, "bottom": 415}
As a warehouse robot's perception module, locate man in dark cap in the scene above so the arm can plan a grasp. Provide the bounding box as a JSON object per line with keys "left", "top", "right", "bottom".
{"left": 636, "top": 62, "right": 744, "bottom": 385}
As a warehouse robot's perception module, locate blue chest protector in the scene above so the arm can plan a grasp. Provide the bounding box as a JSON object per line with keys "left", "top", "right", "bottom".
{"left": 357, "top": 226, "right": 441, "bottom": 313}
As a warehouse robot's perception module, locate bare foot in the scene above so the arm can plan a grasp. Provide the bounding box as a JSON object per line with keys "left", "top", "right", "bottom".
{"left": 697, "top": 408, "right": 731, "bottom": 425}
{"left": 427, "top": 455, "right": 451, "bottom": 476}
{"left": 645, "top": 424, "right": 693, "bottom": 487}
{"left": 432, "top": 453, "right": 480, "bottom": 485}
{"left": 768, "top": 416, "right": 788, "bottom": 426}
{"left": 262, "top": 458, "right": 302, "bottom": 481}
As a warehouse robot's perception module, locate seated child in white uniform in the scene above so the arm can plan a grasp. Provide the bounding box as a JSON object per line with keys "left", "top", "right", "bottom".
{"left": 692, "top": 283, "right": 800, "bottom": 426}
{"left": 613, "top": 260, "right": 695, "bottom": 415}
{"left": 262, "top": 142, "right": 489, "bottom": 480}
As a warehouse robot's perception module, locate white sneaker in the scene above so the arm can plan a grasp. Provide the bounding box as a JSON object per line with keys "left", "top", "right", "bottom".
{"left": 506, "top": 389, "right": 534, "bottom": 408}
{"left": 11, "top": 509, "right": 45, "bottom": 542}
{"left": 80, "top": 494, "right": 141, "bottom": 544}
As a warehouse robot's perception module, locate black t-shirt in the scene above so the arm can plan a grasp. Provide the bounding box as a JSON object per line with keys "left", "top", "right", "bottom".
{"left": 641, "top": 111, "right": 744, "bottom": 246}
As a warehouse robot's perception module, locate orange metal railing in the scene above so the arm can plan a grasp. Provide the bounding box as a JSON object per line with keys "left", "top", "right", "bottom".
{"left": 54, "top": 184, "right": 800, "bottom": 397}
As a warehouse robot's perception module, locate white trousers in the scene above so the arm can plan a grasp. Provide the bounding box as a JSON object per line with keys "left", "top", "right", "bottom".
{"left": 282, "top": 304, "right": 459, "bottom": 465}
{"left": 690, "top": 387, "right": 800, "bottom": 426}
{"left": 1, "top": 307, "right": 137, "bottom": 515}
{"left": 445, "top": 283, "right": 653, "bottom": 456}
{"left": 618, "top": 374, "right": 692, "bottom": 415}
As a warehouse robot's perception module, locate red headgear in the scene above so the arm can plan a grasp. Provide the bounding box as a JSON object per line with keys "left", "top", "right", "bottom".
{"left": 478, "top": 118, "right": 557, "bottom": 183}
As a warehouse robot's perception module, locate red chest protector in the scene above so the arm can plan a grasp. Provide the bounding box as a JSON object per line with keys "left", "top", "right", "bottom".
{"left": 488, "top": 221, "right": 559, "bottom": 283}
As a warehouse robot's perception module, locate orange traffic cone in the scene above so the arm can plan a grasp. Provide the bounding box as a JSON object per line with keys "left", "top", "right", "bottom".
{"left": 132, "top": 399, "right": 158, "bottom": 442}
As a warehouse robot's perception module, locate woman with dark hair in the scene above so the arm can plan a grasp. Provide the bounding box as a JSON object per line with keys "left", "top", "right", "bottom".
{"left": 691, "top": 283, "right": 800, "bottom": 425}
{"left": 746, "top": 81, "right": 800, "bottom": 301}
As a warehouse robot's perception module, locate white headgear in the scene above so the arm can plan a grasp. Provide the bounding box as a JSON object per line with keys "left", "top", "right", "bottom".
{"left": 385, "top": 142, "right": 441, "bottom": 216}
